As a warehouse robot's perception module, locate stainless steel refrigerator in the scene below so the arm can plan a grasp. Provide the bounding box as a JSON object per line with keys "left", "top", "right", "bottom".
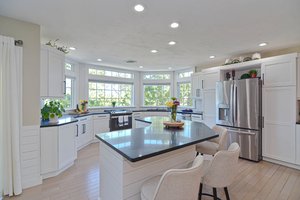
{"left": 216, "top": 78, "right": 262, "bottom": 161}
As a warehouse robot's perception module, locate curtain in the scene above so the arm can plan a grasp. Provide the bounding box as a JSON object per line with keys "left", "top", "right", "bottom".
{"left": 0, "top": 35, "right": 22, "bottom": 196}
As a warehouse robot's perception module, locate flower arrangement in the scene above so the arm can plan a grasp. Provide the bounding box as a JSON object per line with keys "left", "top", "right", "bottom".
{"left": 79, "top": 100, "right": 88, "bottom": 112}
{"left": 45, "top": 39, "right": 69, "bottom": 54}
{"left": 166, "top": 97, "right": 180, "bottom": 122}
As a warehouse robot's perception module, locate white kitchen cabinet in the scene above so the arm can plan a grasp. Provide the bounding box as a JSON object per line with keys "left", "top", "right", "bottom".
{"left": 191, "top": 73, "right": 203, "bottom": 99}
{"left": 202, "top": 90, "right": 216, "bottom": 128}
{"left": 261, "top": 55, "right": 296, "bottom": 87}
{"left": 132, "top": 112, "right": 143, "bottom": 128}
{"left": 93, "top": 114, "right": 110, "bottom": 141}
{"left": 202, "top": 71, "right": 220, "bottom": 90}
{"left": 40, "top": 45, "right": 65, "bottom": 98}
{"left": 41, "top": 123, "right": 76, "bottom": 179}
{"left": 76, "top": 116, "right": 93, "bottom": 150}
{"left": 296, "top": 125, "right": 300, "bottom": 165}
{"left": 297, "top": 57, "right": 300, "bottom": 99}
{"left": 191, "top": 114, "right": 203, "bottom": 122}
{"left": 262, "top": 86, "right": 296, "bottom": 163}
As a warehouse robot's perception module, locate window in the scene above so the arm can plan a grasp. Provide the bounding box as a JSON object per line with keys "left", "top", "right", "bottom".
{"left": 143, "top": 74, "right": 170, "bottom": 80}
{"left": 178, "top": 71, "right": 193, "bottom": 78}
{"left": 88, "top": 81, "right": 133, "bottom": 107}
{"left": 144, "top": 84, "right": 170, "bottom": 106}
{"left": 178, "top": 82, "right": 192, "bottom": 107}
{"left": 59, "top": 77, "right": 74, "bottom": 109}
{"left": 88, "top": 68, "right": 133, "bottom": 79}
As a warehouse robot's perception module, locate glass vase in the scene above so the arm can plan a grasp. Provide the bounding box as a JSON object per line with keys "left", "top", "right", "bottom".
{"left": 171, "top": 106, "right": 177, "bottom": 122}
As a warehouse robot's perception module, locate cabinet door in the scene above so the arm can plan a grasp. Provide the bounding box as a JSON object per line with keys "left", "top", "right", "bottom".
{"left": 40, "top": 48, "right": 48, "bottom": 97}
{"left": 262, "top": 57, "right": 296, "bottom": 87}
{"left": 191, "top": 74, "right": 203, "bottom": 98}
{"left": 94, "top": 115, "right": 110, "bottom": 135}
{"left": 203, "top": 72, "right": 219, "bottom": 90}
{"left": 203, "top": 90, "right": 216, "bottom": 128}
{"left": 41, "top": 127, "right": 58, "bottom": 174}
{"left": 58, "top": 124, "right": 76, "bottom": 169}
{"left": 48, "top": 51, "right": 65, "bottom": 97}
{"left": 262, "top": 86, "right": 296, "bottom": 163}
{"left": 296, "top": 125, "right": 300, "bottom": 165}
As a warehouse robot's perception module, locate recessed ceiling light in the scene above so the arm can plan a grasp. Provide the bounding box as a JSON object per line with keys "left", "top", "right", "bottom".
{"left": 259, "top": 42, "right": 268, "bottom": 47}
{"left": 209, "top": 55, "right": 215, "bottom": 59}
{"left": 97, "top": 58, "right": 102, "bottom": 62}
{"left": 151, "top": 50, "right": 158, "bottom": 53}
{"left": 139, "top": 66, "right": 143, "bottom": 68}
{"left": 170, "top": 22, "right": 179, "bottom": 28}
{"left": 168, "top": 41, "right": 176, "bottom": 45}
{"left": 69, "top": 47, "right": 76, "bottom": 50}
{"left": 168, "top": 67, "right": 172, "bottom": 70}
{"left": 134, "top": 4, "right": 144, "bottom": 12}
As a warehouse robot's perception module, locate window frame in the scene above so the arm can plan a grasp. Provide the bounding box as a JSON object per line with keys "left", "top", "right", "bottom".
{"left": 175, "top": 68, "right": 194, "bottom": 108}
{"left": 88, "top": 80, "right": 134, "bottom": 108}
{"left": 87, "top": 65, "right": 137, "bottom": 108}
{"left": 141, "top": 71, "right": 174, "bottom": 107}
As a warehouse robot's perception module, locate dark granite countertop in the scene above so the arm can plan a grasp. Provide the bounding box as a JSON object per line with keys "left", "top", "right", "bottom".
{"left": 40, "top": 115, "right": 78, "bottom": 128}
{"left": 96, "top": 116, "right": 218, "bottom": 162}
{"left": 40, "top": 112, "right": 109, "bottom": 127}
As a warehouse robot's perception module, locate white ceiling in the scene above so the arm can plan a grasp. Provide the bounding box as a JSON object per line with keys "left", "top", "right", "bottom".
{"left": 1, "top": 0, "right": 300, "bottom": 71}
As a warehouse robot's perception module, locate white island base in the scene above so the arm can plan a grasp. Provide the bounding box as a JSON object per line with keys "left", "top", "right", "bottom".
{"left": 99, "top": 141, "right": 196, "bottom": 200}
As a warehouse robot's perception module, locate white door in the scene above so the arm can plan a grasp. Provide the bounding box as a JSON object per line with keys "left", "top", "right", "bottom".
{"left": 203, "top": 89, "right": 216, "bottom": 128}
{"left": 262, "top": 86, "right": 296, "bottom": 163}
{"left": 261, "top": 57, "right": 296, "bottom": 87}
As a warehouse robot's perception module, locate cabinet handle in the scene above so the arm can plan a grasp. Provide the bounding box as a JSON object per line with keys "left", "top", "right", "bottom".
{"left": 63, "top": 80, "right": 66, "bottom": 95}
{"left": 262, "top": 74, "right": 264, "bottom": 85}
{"left": 82, "top": 124, "right": 86, "bottom": 134}
{"left": 202, "top": 80, "right": 204, "bottom": 89}
{"left": 262, "top": 116, "right": 264, "bottom": 128}
{"left": 76, "top": 124, "right": 79, "bottom": 137}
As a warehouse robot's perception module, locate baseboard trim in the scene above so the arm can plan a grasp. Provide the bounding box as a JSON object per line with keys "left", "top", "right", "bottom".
{"left": 41, "top": 161, "right": 74, "bottom": 180}
{"left": 263, "top": 157, "right": 300, "bottom": 170}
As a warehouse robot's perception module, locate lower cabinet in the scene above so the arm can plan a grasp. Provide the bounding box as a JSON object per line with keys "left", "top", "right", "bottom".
{"left": 40, "top": 123, "right": 76, "bottom": 179}
{"left": 76, "top": 116, "right": 93, "bottom": 150}
{"left": 93, "top": 114, "right": 110, "bottom": 141}
{"left": 296, "top": 125, "right": 300, "bottom": 165}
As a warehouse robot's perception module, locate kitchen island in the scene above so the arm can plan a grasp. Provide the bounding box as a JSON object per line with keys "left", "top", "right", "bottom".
{"left": 96, "top": 117, "right": 218, "bottom": 200}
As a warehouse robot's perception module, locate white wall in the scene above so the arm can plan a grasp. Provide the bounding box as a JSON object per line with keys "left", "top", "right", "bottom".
{"left": 0, "top": 15, "right": 40, "bottom": 126}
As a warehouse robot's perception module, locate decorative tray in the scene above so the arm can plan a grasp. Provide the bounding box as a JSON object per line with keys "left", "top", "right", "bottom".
{"left": 163, "top": 121, "right": 185, "bottom": 128}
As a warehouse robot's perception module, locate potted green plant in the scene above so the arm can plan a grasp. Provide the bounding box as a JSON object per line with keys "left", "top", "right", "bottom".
{"left": 112, "top": 101, "right": 116, "bottom": 107}
{"left": 41, "top": 100, "right": 65, "bottom": 123}
{"left": 249, "top": 69, "right": 257, "bottom": 78}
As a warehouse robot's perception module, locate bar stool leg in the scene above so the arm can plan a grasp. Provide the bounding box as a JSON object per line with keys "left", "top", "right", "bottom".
{"left": 213, "top": 188, "right": 218, "bottom": 200}
{"left": 199, "top": 183, "right": 203, "bottom": 200}
{"left": 224, "top": 187, "right": 230, "bottom": 200}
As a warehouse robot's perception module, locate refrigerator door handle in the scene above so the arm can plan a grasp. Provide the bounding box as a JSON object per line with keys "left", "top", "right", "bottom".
{"left": 230, "top": 83, "right": 234, "bottom": 125}
{"left": 235, "top": 85, "right": 238, "bottom": 122}
{"left": 228, "top": 128, "right": 256, "bottom": 135}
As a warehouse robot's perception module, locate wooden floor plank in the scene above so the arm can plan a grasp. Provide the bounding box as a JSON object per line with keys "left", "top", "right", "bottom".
{"left": 4, "top": 143, "right": 300, "bottom": 200}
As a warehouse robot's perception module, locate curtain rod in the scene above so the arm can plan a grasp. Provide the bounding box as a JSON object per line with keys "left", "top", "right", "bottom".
{"left": 15, "top": 40, "right": 23, "bottom": 46}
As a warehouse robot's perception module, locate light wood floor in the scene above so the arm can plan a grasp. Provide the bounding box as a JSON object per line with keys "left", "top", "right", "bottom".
{"left": 5, "top": 143, "right": 300, "bottom": 200}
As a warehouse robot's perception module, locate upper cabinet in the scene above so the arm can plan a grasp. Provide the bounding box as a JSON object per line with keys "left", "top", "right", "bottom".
{"left": 191, "top": 73, "right": 203, "bottom": 99}
{"left": 40, "top": 45, "right": 65, "bottom": 98}
{"left": 202, "top": 70, "right": 220, "bottom": 90}
{"left": 261, "top": 54, "right": 297, "bottom": 87}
